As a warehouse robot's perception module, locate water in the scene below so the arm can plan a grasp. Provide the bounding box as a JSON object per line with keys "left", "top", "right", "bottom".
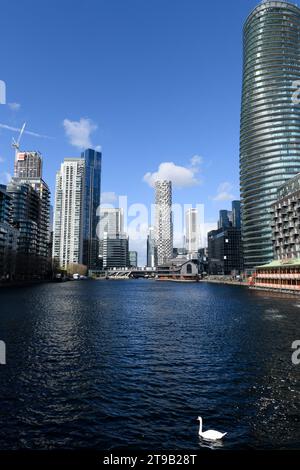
{"left": 0, "top": 280, "right": 299, "bottom": 451}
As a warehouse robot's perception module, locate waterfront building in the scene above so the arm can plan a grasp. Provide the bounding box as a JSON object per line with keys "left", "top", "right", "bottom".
{"left": 53, "top": 149, "right": 101, "bottom": 271}
{"left": 7, "top": 180, "right": 41, "bottom": 279}
{"left": 147, "top": 226, "right": 156, "bottom": 268}
{"left": 15, "top": 177, "right": 50, "bottom": 270}
{"left": 129, "top": 250, "right": 138, "bottom": 268}
{"left": 253, "top": 259, "right": 300, "bottom": 292}
{"left": 185, "top": 208, "right": 200, "bottom": 255}
{"left": 53, "top": 158, "right": 85, "bottom": 270}
{"left": 14, "top": 151, "right": 42, "bottom": 178}
{"left": 0, "top": 185, "right": 18, "bottom": 280}
{"left": 270, "top": 173, "right": 300, "bottom": 260}
{"left": 240, "top": 1, "right": 300, "bottom": 270}
{"left": 81, "top": 149, "right": 102, "bottom": 270}
{"left": 154, "top": 180, "right": 173, "bottom": 265}
{"left": 156, "top": 258, "right": 198, "bottom": 282}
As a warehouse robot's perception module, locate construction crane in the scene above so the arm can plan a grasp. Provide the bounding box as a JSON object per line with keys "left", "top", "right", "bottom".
{"left": 12, "top": 122, "right": 26, "bottom": 175}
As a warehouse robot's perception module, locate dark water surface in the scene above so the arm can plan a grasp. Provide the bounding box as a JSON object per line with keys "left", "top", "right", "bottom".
{"left": 0, "top": 280, "right": 299, "bottom": 451}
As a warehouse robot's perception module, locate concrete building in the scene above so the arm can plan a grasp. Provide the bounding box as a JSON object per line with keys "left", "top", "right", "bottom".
{"left": 240, "top": 1, "right": 300, "bottom": 270}
{"left": 154, "top": 180, "right": 173, "bottom": 265}
{"left": 270, "top": 173, "right": 300, "bottom": 260}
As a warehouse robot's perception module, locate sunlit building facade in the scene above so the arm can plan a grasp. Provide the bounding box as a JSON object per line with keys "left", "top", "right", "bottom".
{"left": 240, "top": 1, "right": 300, "bottom": 270}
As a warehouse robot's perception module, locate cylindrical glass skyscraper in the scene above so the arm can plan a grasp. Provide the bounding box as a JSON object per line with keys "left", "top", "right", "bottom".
{"left": 240, "top": 1, "right": 300, "bottom": 270}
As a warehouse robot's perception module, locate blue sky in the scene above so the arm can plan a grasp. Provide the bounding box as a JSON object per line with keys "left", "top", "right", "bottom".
{"left": 0, "top": 0, "right": 271, "bottom": 261}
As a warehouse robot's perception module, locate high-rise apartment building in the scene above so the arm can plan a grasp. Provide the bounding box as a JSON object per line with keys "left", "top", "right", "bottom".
{"left": 7, "top": 180, "right": 41, "bottom": 279}
{"left": 0, "top": 185, "right": 18, "bottom": 280}
{"left": 53, "top": 158, "right": 85, "bottom": 269}
{"left": 240, "top": 1, "right": 300, "bottom": 270}
{"left": 270, "top": 173, "right": 300, "bottom": 260}
{"left": 53, "top": 149, "right": 102, "bottom": 271}
{"left": 154, "top": 180, "right": 173, "bottom": 265}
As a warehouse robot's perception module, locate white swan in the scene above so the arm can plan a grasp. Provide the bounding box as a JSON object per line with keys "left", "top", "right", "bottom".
{"left": 197, "top": 416, "right": 227, "bottom": 441}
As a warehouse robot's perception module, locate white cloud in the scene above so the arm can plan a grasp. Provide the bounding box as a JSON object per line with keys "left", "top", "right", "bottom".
{"left": 213, "top": 182, "right": 235, "bottom": 201}
{"left": 0, "top": 156, "right": 5, "bottom": 163}
{"left": 8, "top": 102, "right": 21, "bottom": 111}
{"left": 101, "top": 192, "right": 118, "bottom": 204}
{"left": 0, "top": 171, "right": 12, "bottom": 185}
{"left": 143, "top": 157, "right": 203, "bottom": 189}
{"left": 63, "top": 117, "right": 99, "bottom": 150}
{"left": 190, "top": 154, "right": 203, "bottom": 166}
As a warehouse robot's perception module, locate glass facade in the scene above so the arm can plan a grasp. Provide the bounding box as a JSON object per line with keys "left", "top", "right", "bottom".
{"left": 81, "top": 149, "right": 102, "bottom": 270}
{"left": 240, "top": 1, "right": 300, "bottom": 270}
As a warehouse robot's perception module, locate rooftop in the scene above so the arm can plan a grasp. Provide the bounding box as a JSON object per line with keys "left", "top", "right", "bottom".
{"left": 257, "top": 258, "right": 300, "bottom": 268}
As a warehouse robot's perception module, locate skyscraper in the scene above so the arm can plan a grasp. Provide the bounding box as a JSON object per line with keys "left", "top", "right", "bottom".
{"left": 98, "top": 208, "right": 124, "bottom": 238}
{"left": 147, "top": 226, "right": 156, "bottom": 268}
{"left": 231, "top": 201, "right": 241, "bottom": 230}
{"left": 218, "top": 210, "right": 232, "bottom": 230}
{"left": 154, "top": 180, "right": 173, "bottom": 265}
{"left": 81, "top": 149, "right": 102, "bottom": 270}
{"left": 53, "top": 158, "right": 85, "bottom": 270}
{"left": 185, "top": 208, "right": 200, "bottom": 255}
{"left": 240, "top": 1, "right": 300, "bottom": 270}
{"left": 53, "top": 149, "right": 101, "bottom": 271}
{"left": 98, "top": 208, "right": 129, "bottom": 269}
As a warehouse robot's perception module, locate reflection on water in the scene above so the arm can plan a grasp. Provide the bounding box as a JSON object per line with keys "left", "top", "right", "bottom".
{"left": 0, "top": 281, "right": 299, "bottom": 451}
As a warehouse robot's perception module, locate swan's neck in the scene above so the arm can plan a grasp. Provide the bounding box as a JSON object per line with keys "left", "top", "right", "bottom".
{"left": 198, "top": 418, "right": 202, "bottom": 434}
